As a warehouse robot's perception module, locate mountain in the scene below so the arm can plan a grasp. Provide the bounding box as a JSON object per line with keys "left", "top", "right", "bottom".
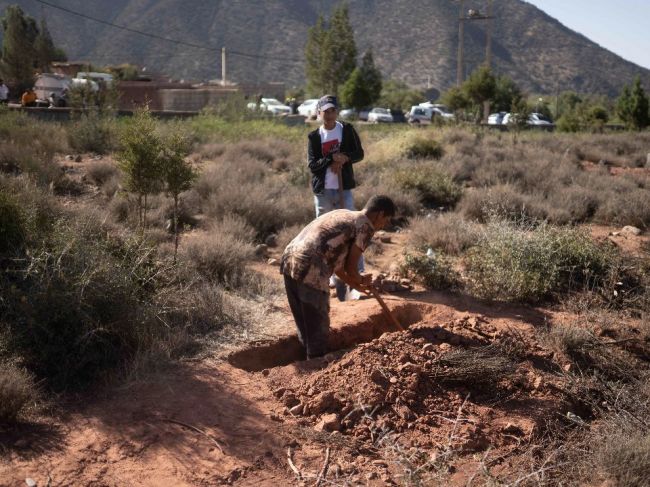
{"left": 1, "top": 0, "right": 649, "bottom": 96}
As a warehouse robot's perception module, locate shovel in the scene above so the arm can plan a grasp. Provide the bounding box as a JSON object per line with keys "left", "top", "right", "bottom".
{"left": 368, "top": 286, "right": 404, "bottom": 331}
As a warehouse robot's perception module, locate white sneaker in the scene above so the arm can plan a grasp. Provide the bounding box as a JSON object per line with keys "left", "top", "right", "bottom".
{"left": 328, "top": 276, "right": 337, "bottom": 288}
{"left": 348, "top": 289, "right": 362, "bottom": 300}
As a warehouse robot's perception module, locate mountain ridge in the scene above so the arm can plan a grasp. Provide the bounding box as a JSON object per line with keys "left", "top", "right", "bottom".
{"left": 1, "top": 0, "right": 648, "bottom": 96}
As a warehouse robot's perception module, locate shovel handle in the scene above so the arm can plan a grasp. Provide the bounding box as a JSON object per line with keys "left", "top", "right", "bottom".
{"left": 369, "top": 288, "right": 404, "bottom": 331}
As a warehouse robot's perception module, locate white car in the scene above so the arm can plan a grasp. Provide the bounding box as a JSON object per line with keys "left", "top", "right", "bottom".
{"left": 246, "top": 97, "right": 291, "bottom": 115}
{"left": 418, "top": 102, "right": 455, "bottom": 120}
{"left": 367, "top": 107, "right": 393, "bottom": 123}
{"left": 502, "top": 112, "right": 553, "bottom": 126}
{"left": 408, "top": 105, "right": 434, "bottom": 124}
{"left": 487, "top": 112, "right": 507, "bottom": 125}
{"left": 297, "top": 99, "right": 318, "bottom": 118}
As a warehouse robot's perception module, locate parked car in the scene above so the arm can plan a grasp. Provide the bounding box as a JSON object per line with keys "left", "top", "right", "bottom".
{"left": 298, "top": 98, "right": 318, "bottom": 118}
{"left": 390, "top": 108, "right": 407, "bottom": 123}
{"left": 339, "top": 107, "right": 371, "bottom": 121}
{"left": 246, "top": 97, "right": 291, "bottom": 115}
{"left": 502, "top": 112, "right": 553, "bottom": 127}
{"left": 408, "top": 105, "right": 434, "bottom": 124}
{"left": 418, "top": 102, "right": 455, "bottom": 120}
{"left": 487, "top": 112, "right": 507, "bottom": 125}
{"left": 367, "top": 107, "right": 393, "bottom": 123}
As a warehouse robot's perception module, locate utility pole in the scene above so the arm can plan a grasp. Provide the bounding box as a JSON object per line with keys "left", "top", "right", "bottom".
{"left": 221, "top": 47, "right": 226, "bottom": 85}
{"left": 456, "top": 0, "right": 465, "bottom": 86}
{"left": 484, "top": 0, "right": 494, "bottom": 122}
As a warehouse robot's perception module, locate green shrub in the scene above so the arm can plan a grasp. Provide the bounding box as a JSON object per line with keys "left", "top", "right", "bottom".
{"left": 0, "top": 363, "right": 37, "bottom": 423}
{"left": 405, "top": 137, "right": 444, "bottom": 160}
{"left": 1, "top": 212, "right": 162, "bottom": 391}
{"left": 0, "top": 192, "right": 25, "bottom": 252}
{"left": 400, "top": 250, "right": 460, "bottom": 290}
{"left": 464, "top": 221, "right": 616, "bottom": 303}
{"left": 68, "top": 112, "right": 117, "bottom": 154}
{"left": 394, "top": 165, "right": 462, "bottom": 207}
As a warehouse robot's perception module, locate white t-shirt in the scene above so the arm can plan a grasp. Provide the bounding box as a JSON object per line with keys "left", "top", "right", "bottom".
{"left": 319, "top": 121, "right": 343, "bottom": 190}
{"left": 0, "top": 84, "right": 8, "bottom": 101}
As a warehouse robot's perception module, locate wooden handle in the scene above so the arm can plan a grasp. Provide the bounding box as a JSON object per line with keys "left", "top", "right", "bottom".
{"left": 370, "top": 288, "right": 404, "bottom": 331}
{"left": 337, "top": 170, "right": 345, "bottom": 209}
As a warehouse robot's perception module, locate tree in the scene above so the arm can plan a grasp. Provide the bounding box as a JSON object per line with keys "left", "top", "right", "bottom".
{"left": 492, "top": 75, "right": 522, "bottom": 112}
{"left": 462, "top": 65, "right": 496, "bottom": 121}
{"left": 441, "top": 86, "right": 469, "bottom": 112}
{"left": 160, "top": 134, "right": 196, "bottom": 261}
{"left": 117, "top": 108, "right": 163, "bottom": 229}
{"left": 339, "top": 50, "right": 382, "bottom": 110}
{"left": 617, "top": 76, "right": 650, "bottom": 130}
{"left": 0, "top": 5, "right": 38, "bottom": 93}
{"left": 378, "top": 80, "right": 424, "bottom": 111}
{"left": 359, "top": 50, "right": 382, "bottom": 103}
{"left": 305, "top": 4, "right": 357, "bottom": 96}
{"left": 34, "top": 18, "right": 65, "bottom": 72}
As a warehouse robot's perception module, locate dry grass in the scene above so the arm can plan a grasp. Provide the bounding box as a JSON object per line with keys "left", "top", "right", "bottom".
{"left": 408, "top": 213, "right": 482, "bottom": 255}
{"left": 86, "top": 159, "right": 119, "bottom": 186}
{"left": 431, "top": 345, "right": 515, "bottom": 386}
{"left": 0, "top": 364, "right": 38, "bottom": 423}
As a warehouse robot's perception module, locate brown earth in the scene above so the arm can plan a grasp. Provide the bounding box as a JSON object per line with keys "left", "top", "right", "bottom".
{"left": 1, "top": 157, "right": 648, "bottom": 486}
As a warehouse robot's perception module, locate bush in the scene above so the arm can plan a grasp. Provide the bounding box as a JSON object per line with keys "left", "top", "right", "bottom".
{"left": 459, "top": 185, "right": 547, "bottom": 223}
{"left": 464, "top": 221, "right": 616, "bottom": 303}
{"left": 0, "top": 191, "right": 25, "bottom": 252}
{"left": 86, "top": 160, "right": 119, "bottom": 186}
{"left": 1, "top": 208, "right": 163, "bottom": 391}
{"left": 180, "top": 230, "right": 254, "bottom": 286}
{"left": 598, "top": 429, "right": 650, "bottom": 486}
{"left": 0, "top": 363, "right": 37, "bottom": 423}
{"left": 400, "top": 250, "right": 460, "bottom": 290}
{"left": 405, "top": 137, "right": 444, "bottom": 160}
{"left": 68, "top": 112, "right": 117, "bottom": 154}
{"left": 393, "top": 164, "right": 462, "bottom": 207}
{"left": 407, "top": 213, "right": 481, "bottom": 255}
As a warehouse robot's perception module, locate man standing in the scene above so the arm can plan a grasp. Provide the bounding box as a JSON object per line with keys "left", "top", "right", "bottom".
{"left": 281, "top": 195, "right": 396, "bottom": 359}
{"left": 0, "top": 79, "right": 8, "bottom": 105}
{"left": 308, "top": 94, "right": 365, "bottom": 300}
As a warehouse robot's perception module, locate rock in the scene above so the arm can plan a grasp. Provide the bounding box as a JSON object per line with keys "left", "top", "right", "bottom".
{"left": 533, "top": 376, "right": 543, "bottom": 390}
{"left": 273, "top": 387, "right": 286, "bottom": 398}
{"left": 395, "top": 404, "right": 416, "bottom": 421}
{"left": 563, "top": 363, "right": 572, "bottom": 372}
{"left": 370, "top": 369, "right": 386, "bottom": 385}
{"left": 389, "top": 377, "right": 398, "bottom": 384}
{"left": 314, "top": 413, "right": 341, "bottom": 432}
{"left": 264, "top": 234, "right": 278, "bottom": 247}
{"left": 289, "top": 404, "right": 304, "bottom": 415}
{"left": 65, "top": 154, "right": 74, "bottom": 161}
{"left": 422, "top": 343, "right": 435, "bottom": 353}
{"left": 309, "top": 391, "right": 340, "bottom": 415}
{"left": 74, "top": 155, "right": 82, "bottom": 162}
{"left": 282, "top": 393, "right": 300, "bottom": 408}
{"left": 267, "top": 258, "right": 279, "bottom": 266}
{"left": 25, "top": 479, "right": 37, "bottom": 487}
{"left": 254, "top": 244, "right": 268, "bottom": 258}
{"left": 371, "top": 460, "right": 388, "bottom": 468}
{"left": 399, "top": 362, "right": 421, "bottom": 374}
{"left": 622, "top": 225, "right": 642, "bottom": 236}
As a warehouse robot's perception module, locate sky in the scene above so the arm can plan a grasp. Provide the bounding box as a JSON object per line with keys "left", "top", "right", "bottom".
{"left": 525, "top": 0, "right": 650, "bottom": 69}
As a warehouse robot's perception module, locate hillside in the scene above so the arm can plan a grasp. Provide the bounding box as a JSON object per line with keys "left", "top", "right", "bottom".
{"left": 1, "top": 0, "right": 649, "bottom": 95}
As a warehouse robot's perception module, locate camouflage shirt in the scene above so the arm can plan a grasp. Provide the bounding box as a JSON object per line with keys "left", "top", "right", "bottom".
{"left": 281, "top": 210, "right": 375, "bottom": 292}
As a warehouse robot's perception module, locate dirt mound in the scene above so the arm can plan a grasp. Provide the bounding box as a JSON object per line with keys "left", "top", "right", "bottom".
{"left": 270, "top": 318, "right": 565, "bottom": 472}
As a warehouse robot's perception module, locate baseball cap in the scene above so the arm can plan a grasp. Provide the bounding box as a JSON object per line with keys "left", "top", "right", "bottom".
{"left": 318, "top": 95, "right": 338, "bottom": 112}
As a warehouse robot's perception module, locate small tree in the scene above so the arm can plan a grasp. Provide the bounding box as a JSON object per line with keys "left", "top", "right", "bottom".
{"left": 0, "top": 5, "right": 38, "bottom": 93}
{"left": 160, "top": 134, "right": 196, "bottom": 261}
{"left": 117, "top": 108, "right": 162, "bottom": 229}
{"left": 617, "top": 76, "right": 650, "bottom": 130}
{"left": 492, "top": 75, "right": 522, "bottom": 112}
{"left": 462, "top": 65, "right": 496, "bottom": 121}
{"left": 305, "top": 3, "right": 357, "bottom": 96}
{"left": 339, "top": 51, "right": 382, "bottom": 110}
{"left": 378, "top": 80, "right": 424, "bottom": 111}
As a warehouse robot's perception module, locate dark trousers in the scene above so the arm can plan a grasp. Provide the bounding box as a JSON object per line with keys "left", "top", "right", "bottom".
{"left": 283, "top": 274, "right": 330, "bottom": 358}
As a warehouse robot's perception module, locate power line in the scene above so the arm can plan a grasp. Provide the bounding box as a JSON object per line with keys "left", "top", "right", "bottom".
{"left": 33, "top": 0, "right": 304, "bottom": 64}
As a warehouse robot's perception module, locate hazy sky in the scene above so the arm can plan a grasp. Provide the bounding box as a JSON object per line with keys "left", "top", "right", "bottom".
{"left": 525, "top": 0, "right": 650, "bottom": 69}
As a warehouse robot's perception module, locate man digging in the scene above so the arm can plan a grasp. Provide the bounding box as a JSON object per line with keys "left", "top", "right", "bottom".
{"left": 280, "top": 195, "right": 397, "bottom": 359}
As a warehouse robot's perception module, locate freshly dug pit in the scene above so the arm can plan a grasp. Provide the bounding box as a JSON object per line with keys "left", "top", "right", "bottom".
{"left": 227, "top": 302, "right": 426, "bottom": 372}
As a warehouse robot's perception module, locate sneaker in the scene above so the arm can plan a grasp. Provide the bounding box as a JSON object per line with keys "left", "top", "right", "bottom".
{"left": 328, "top": 276, "right": 337, "bottom": 288}
{"left": 348, "top": 288, "right": 362, "bottom": 300}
